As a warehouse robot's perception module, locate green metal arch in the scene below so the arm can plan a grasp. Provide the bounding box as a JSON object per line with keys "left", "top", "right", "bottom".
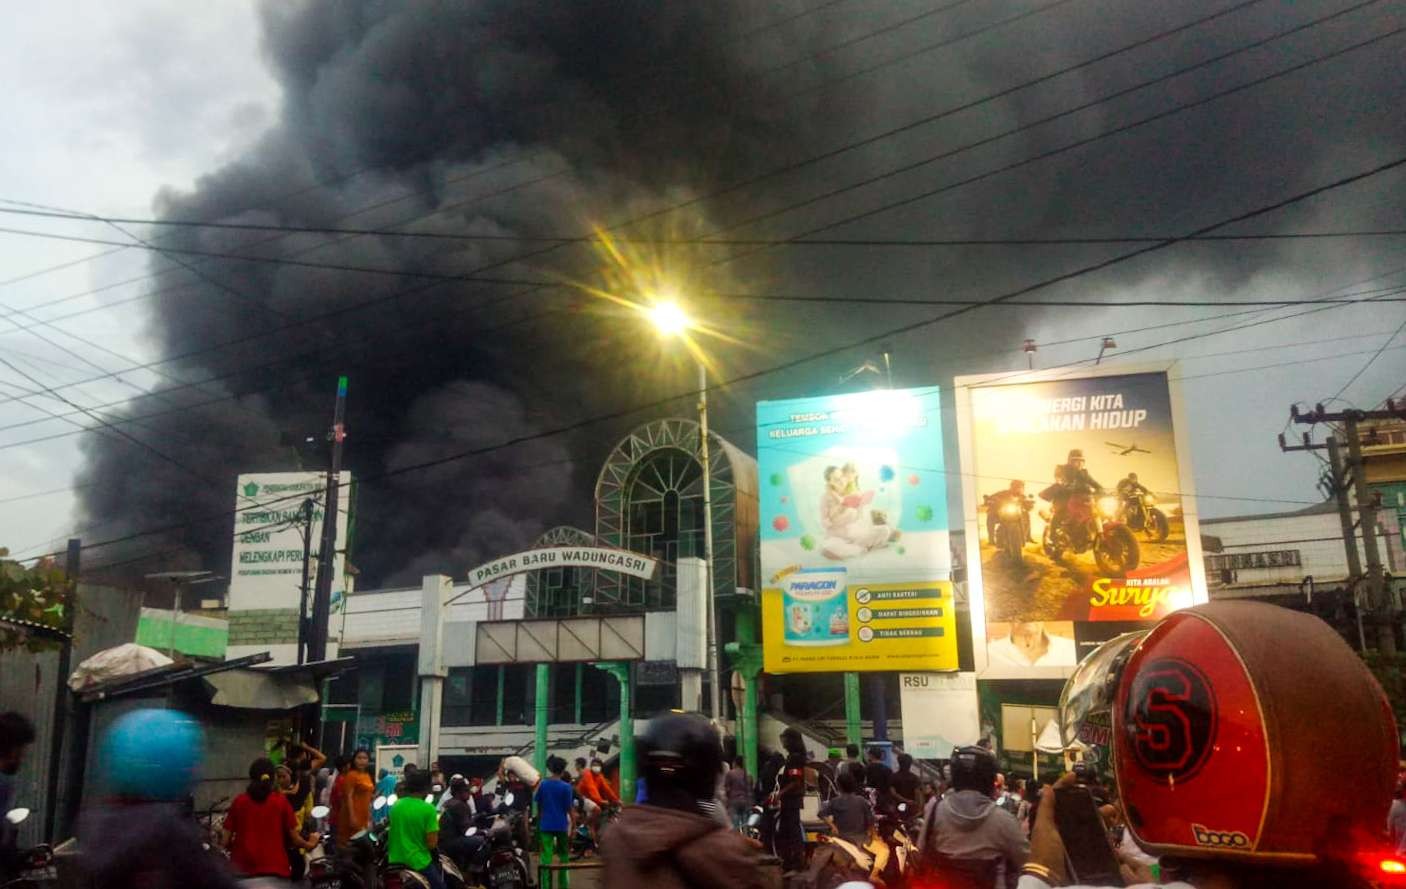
{"left": 594, "top": 418, "right": 742, "bottom": 611}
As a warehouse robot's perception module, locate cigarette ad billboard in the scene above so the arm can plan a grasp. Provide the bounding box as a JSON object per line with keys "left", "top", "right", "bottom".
{"left": 955, "top": 369, "right": 1205, "bottom": 677}
{"left": 757, "top": 387, "right": 957, "bottom": 673}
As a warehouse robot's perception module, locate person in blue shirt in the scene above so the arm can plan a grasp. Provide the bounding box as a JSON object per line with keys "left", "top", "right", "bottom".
{"left": 373, "top": 768, "right": 398, "bottom": 825}
{"left": 535, "top": 757, "right": 575, "bottom": 889}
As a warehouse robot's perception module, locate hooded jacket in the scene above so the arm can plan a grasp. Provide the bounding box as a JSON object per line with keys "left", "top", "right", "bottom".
{"left": 601, "top": 803, "right": 778, "bottom": 889}
{"left": 78, "top": 800, "right": 241, "bottom": 889}
{"left": 921, "top": 789, "right": 1028, "bottom": 887}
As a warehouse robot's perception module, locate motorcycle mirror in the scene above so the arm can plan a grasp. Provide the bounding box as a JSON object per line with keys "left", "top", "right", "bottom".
{"left": 503, "top": 792, "right": 515, "bottom": 807}
{"left": 311, "top": 805, "right": 331, "bottom": 819}
{"left": 373, "top": 796, "right": 388, "bottom": 810}
{"left": 5, "top": 808, "right": 30, "bottom": 825}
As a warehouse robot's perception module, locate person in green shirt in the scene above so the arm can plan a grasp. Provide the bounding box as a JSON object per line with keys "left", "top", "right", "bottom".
{"left": 388, "top": 769, "right": 443, "bottom": 889}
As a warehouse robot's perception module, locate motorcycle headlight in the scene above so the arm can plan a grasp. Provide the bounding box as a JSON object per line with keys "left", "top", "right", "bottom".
{"left": 1098, "top": 496, "right": 1120, "bottom": 518}
{"left": 999, "top": 503, "right": 1021, "bottom": 518}
{"left": 1143, "top": 494, "right": 1156, "bottom": 505}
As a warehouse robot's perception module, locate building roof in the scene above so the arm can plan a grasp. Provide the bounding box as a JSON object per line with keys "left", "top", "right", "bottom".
{"left": 1199, "top": 498, "right": 1338, "bottom": 526}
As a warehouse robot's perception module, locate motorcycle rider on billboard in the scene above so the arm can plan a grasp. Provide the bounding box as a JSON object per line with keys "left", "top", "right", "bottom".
{"left": 985, "top": 480, "right": 1034, "bottom": 546}
{"left": 1041, "top": 450, "right": 1103, "bottom": 515}
{"left": 1115, "top": 472, "right": 1149, "bottom": 501}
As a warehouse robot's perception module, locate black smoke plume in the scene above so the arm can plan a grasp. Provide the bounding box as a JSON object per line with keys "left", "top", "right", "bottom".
{"left": 75, "top": 0, "right": 1406, "bottom": 583}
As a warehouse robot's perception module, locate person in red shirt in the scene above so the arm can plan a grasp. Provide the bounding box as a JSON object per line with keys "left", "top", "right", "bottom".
{"left": 223, "top": 757, "right": 320, "bottom": 879}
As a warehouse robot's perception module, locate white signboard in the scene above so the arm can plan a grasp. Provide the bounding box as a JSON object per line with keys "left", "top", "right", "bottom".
{"left": 899, "top": 672, "right": 980, "bottom": 759}
{"left": 230, "top": 472, "right": 351, "bottom": 610}
{"left": 466, "top": 546, "right": 658, "bottom": 587}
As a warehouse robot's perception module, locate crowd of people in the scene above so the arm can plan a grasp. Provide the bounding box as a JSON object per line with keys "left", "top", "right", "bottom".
{"left": 1, "top": 602, "right": 1402, "bottom": 889}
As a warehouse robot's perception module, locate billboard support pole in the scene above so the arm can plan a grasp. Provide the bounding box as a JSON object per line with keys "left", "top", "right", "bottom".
{"left": 844, "top": 672, "right": 862, "bottom": 746}
{"left": 309, "top": 375, "right": 347, "bottom": 663}
{"left": 534, "top": 663, "right": 550, "bottom": 776}
{"left": 726, "top": 606, "right": 762, "bottom": 779}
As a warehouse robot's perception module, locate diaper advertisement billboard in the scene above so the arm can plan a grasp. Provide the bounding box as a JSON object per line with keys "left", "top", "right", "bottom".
{"left": 954, "top": 368, "right": 1206, "bottom": 678}
{"left": 757, "top": 387, "right": 957, "bottom": 673}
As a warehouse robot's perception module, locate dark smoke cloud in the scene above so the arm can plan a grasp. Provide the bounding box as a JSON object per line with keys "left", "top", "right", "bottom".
{"left": 78, "top": 0, "right": 1406, "bottom": 581}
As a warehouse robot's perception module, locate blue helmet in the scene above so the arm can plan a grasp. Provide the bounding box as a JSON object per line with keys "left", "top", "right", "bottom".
{"left": 100, "top": 708, "right": 203, "bottom": 801}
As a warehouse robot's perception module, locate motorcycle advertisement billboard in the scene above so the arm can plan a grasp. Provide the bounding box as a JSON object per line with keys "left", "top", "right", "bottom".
{"left": 954, "top": 367, "right": 1206, "bottom": 677}
{"left": 757, "top": 386, "right": 958, "bottom": 673}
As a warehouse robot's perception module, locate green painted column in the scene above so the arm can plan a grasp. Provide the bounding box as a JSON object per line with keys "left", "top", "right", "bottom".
{"left": 495, "top": 665, "right": 505, "bottom": 727}
{"left": 574, "top": 664, "right": 584, "bottom": 725}
{"left": 725, "top": 604, "right": 763, "bottom": 780}
{"left": 596, "top": 662, "right": 634, "bottom": 803}
{"left": 844, "top": 672, "right": 863, "bottom": 746}
{"left": 534, "top": 663, "right": 551, "bottom": 775}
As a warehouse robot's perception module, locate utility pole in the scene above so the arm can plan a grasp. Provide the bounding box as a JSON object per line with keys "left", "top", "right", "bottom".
{"left": 296, "top": 497, "right": 315, "bottom": 664}
{"left": 308, "top": 376, "right": 348, "bottom": 663}
{"left": 1284, "top": 432, "right": 1366, "bottom": 650}
{"left": 45, "top": 539, "right": 80, "bottom": 839}
{"left": 1285, "top": 400, "right": 1406, "bottom": 655}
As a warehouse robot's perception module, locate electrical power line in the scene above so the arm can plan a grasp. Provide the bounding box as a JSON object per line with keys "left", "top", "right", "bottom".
{"left": 0, "top": 0, "right": 1361, "bottom": 418}
{"left": 26, "top": 154, "right": 1406, "bottom": 568}
{"left": 8, "top": 207, "right": 1406, "bottom": 250}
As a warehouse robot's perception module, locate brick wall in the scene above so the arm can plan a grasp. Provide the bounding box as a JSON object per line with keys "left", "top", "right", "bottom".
{"left": 228, "top": 608, "right": 299, "bottom": 646}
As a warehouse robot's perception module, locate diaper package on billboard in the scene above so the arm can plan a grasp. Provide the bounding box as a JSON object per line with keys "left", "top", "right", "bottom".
{"left": 782, "top": 568, "right": 850, "bottom": 646}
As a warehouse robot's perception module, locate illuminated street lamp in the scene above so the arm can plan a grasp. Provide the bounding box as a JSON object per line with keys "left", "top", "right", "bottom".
{"left": 648, "top": 299, "right": 722, "bottom": 722}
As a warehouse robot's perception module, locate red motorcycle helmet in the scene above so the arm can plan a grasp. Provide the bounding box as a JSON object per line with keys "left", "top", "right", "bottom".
{"left": 1097, "top": 601, "right": 1397, "bottom": 864}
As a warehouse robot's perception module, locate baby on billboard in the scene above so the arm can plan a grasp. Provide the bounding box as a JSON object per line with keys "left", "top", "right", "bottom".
{"left": 819, "top": 461, "right": 901, "bottom": 560}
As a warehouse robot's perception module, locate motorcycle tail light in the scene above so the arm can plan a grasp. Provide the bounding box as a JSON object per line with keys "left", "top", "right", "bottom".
{"left": 1383, "top": 859, "right": 1406, "bottom": 874}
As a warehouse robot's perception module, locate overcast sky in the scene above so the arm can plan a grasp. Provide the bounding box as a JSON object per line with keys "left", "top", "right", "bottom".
{"left": 0, "top": 1, "right": 278, "bottom": 554}
{"left": 0, "top": 0, "right": 1401, "bottom": 577}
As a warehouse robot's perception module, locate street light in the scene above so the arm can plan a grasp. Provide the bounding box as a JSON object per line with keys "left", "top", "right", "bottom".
{"left": 646, "top": 298, "right": 722, "bottom": 722}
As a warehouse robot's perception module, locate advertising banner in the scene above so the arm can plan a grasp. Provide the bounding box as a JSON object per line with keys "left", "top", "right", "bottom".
{"left": 227, "top": 471, "right": 351, "bottom": 664}
{"left": 956, "top": 369, "right": 1203, "bottom": 676}
{"left": 899, "top": 672, "right": 980, "bottom": 758}
{"left": 757, "top": 387, "right": 956, "bottom": 673}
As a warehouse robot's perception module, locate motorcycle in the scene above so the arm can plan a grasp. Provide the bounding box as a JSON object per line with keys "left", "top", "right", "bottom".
{"left": 985, "top": 493, "right": 1033, "bottom": 566}
{"left": 1120, "top": 491, "right": 1169, "bottom": 542}
{"left": 1043, "top": 491, "right": 1140, "bottom": 575}
{"left": 309, "top": 800, "right": 388, "bottom": 889}
{"left": 882, "top": 801, "right": 920, "bottom": 879}
{"left": 1, "top": 809, "right": 54, "bottom": 889}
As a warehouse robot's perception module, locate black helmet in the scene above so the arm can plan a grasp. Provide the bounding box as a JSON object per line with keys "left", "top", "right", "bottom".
{"left": 949, "top": 745, "right": 998, "bottom": 796}
{"left": 638, "top": 712, "right": 723, "bottom": 800}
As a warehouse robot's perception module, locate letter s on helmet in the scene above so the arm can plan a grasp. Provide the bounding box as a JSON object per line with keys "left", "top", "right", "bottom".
{"left": 1105, "top": 602, "right": 1396, "bottom": 864}
{"left": 100, "top": 708, "right": 204, "bottom": 801}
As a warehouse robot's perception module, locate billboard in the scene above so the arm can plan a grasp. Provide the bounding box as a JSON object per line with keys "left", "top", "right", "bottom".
{"left": 899, "top": 672, "right": 980, "bottom": 758}
{"left": 227, "top": 471, "right": 352, "bottom": 664}
{"left": 757, "top": 387, "right": 957, "bottom": 673}
{"left": 955, "top": 368, "right": 1205, "bottom": 677}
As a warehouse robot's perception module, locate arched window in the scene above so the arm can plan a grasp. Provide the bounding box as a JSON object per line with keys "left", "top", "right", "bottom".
{"left": 622, "top": 448, "right": 704, "bottom": 609}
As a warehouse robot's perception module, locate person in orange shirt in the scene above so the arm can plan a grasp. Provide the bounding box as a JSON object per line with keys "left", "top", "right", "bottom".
{"left": 575, "top": 757, "right": 620, "bottom": 808}
{"left": 337, "top": 748, "right": 376, "bottom": 844}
